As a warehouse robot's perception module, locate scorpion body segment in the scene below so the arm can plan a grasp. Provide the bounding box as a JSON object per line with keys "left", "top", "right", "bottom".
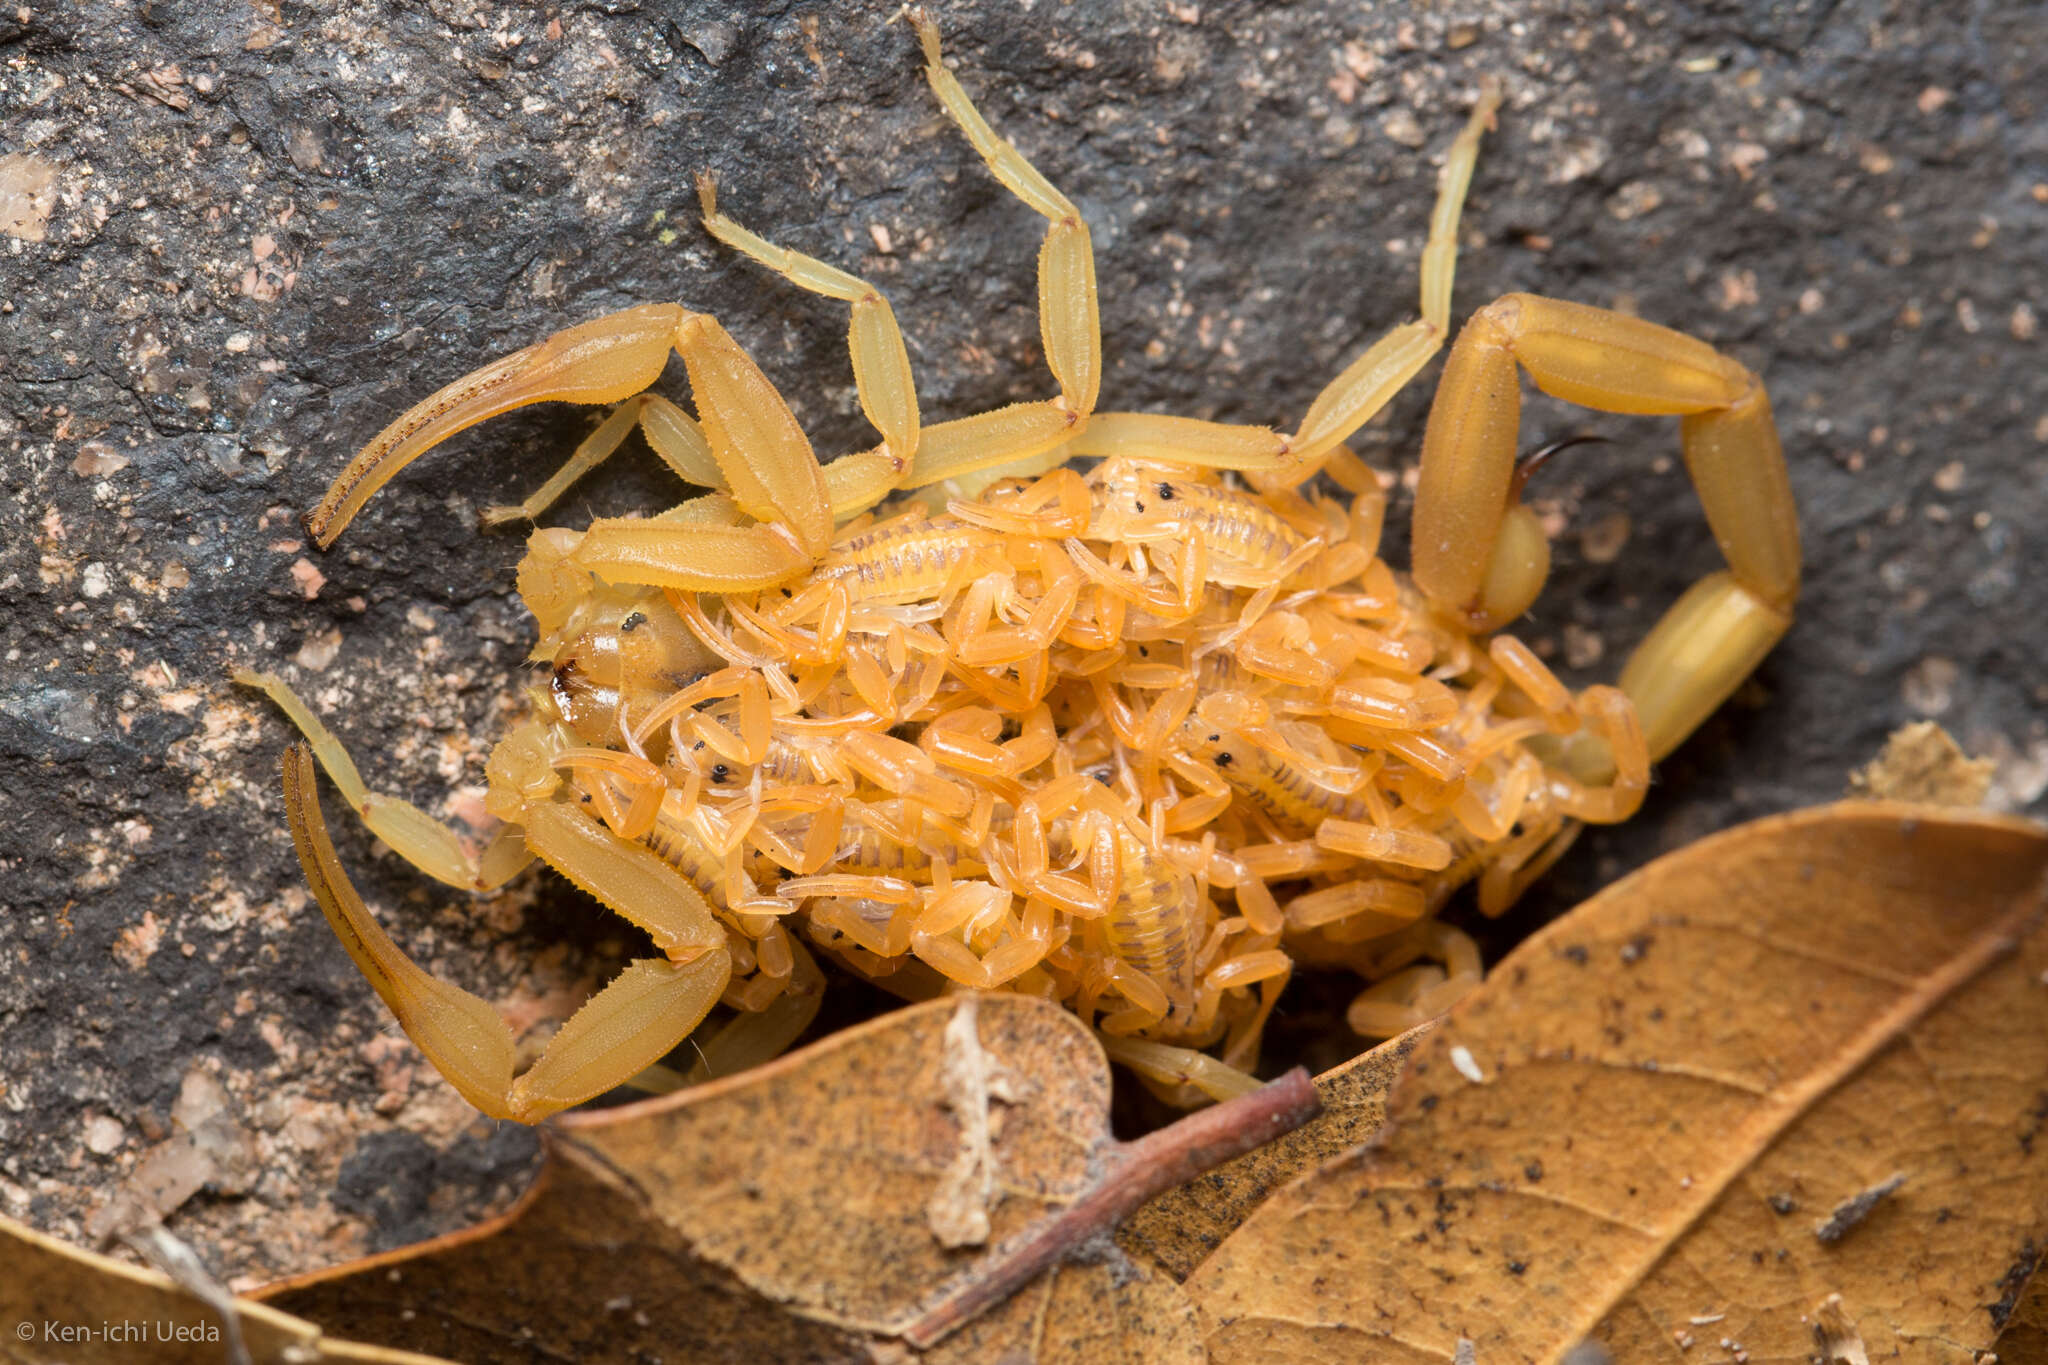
{"left": 813, "top": 511, "right": 1007, "bottom": 607}
{"left": 1203, "top": 739, "right": 1379, "bottom": 831}
{"left": 1095, "top": 829, "right": 1203, "bottom": 1014}
{"left": 640, "top": 795, "right": 744, "bottom": 910}
{"left": 1085, "top": 460, "right": 1313, "bottom": 589}
{"left": 544, "top": 588, "right": 720, "bottom": 747}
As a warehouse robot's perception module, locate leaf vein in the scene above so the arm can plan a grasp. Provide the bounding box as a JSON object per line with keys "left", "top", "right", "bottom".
{"left": 1367, "top": 1179, "right": 1661, "bottom": 1239}
{"left": 1675, "top": 919, "right": 1920, "bottom": 987}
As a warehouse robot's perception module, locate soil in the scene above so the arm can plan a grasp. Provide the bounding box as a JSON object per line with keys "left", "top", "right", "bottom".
{"left": 2, "top": 0, "right": 2042, "bottom": 1295}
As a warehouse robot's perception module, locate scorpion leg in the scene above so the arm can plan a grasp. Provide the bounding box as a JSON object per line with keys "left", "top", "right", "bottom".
{"left": 480, "top": 394, "right": 727, "bottom": 528}
{"left": 673, "top": 937, "right": 827, "bottom": 1086}
{"left": 1410, "top": 293, "right": 1799, "bottom": 759}
{"left": 1065, "top": 79, "right": 1500, "bottom": 478}
{"left": 1286, "top": 77, "right": 1501, "bottom": 472}
{"left": 628, "top": 394, "right": 902, "bottom": 524}
{"left": 1094, "top": 1033, "right": 1264, "bottom": 1105}
{"left": 237, "top": 669, "right": 529, "bottom": 891}
{"left": 697, "top": 173, "right": 917, "bottom": 518}
{"left": 903, "top": 10, "right": 1099, "bottom": 487}
{"left": 480, "top": 398, "right": 647, "bottom": 529}
{"left": 283, "top": 746, "right": 730, "bottom": 1123}
{"left": 1342, "top": 921, "right": 1483, "bottom": 1041}
{"left": 482, "top": 390, "right": 899, "bottom": 533}
{"left": 950, "top": 542, "right": 1085, "bottom": 669}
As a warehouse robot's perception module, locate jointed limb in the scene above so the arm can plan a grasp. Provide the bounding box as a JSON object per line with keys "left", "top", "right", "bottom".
{"left": 1095, "top": 1032, "right": 1264, "bottom": 1105}
{"left": 905, "top": 10, "right": 1102, "bottom": 487}
{"left": 236, "top": 668, "right": 527, "bottom": 891}
{"left": 480, "top": 393, "right": 727, "bottom": 528}
{"left": 573, "top": 516, "right": 814, "bottom": 593}
{"left": 1290, "top": 78, "right": 1502, "bottom": 469}
{"left": 1283, "top": 77, "right": 1502, "bottom": 469}
{"left": 676, "top": 937, "right": 827, "bottom": 1086}
{"left": 317, "top": 13, "right": 1108, "bottom": 546}
{"left": 307, "top": 303, "right": 834, "bottom": 578}
{"left": 1616, "top": 570, "right": 1792, "bottom": 761}
{"left": 1069, "top": 80, "right": 1501, "bottom": 479}
{"left": 281, "top": 746, "right": 729, "bottom": 1122}
{"left": 698, "top": 173, "right": 921, "bottom": 471}
{"left": 308, "top": 305, "right": 692, "bottom": 547}
{"left": 518, "top": 800, "right": 730, "bottom": 960}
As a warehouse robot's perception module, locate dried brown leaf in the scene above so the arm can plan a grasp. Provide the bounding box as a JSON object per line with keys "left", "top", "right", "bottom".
{"left": 1993, "top": 1260, "right": 2048, "bottom": 1364}
{"left": 1187, "top": 802, "right": 2048, "bottom": 1362}
{"left": 0, "top": 1214, "right": 448, "bottom": 1365}
{"left": 258, "top": 995, "right": 1269, "bottom": 1363}
{"left": 1121, "top": 1025, "right": 1429, "bottom": 1280}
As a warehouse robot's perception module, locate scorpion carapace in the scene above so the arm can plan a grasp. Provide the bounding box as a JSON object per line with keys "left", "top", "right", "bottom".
{"left": 242, "top": 10, "right": 1798, "bottom": 1119}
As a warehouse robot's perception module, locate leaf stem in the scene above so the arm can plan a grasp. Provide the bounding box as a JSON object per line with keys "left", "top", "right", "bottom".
{"left": 902, "top": 1066, "right": 1321, "bottom": 1349}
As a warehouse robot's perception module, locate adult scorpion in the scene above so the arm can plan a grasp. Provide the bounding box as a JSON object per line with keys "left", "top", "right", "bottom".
{"left": 240, "top": 11, "right": 1796, "bottom": 1118}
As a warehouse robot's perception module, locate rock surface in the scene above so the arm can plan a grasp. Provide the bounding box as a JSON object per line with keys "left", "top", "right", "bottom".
{"left": 2, "top": 0, "right": 2042, "bottom": 1291}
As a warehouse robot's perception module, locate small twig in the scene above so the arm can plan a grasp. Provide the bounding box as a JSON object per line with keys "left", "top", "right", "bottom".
{"left": 1812, "top": 1172, "right": 1905, "bottom": 1245}
{"left": 902, "top": 1066, "right": 1321, "bottom": 1349}
{"left": 122, "top": 1225, "right": 253, "bottom": 1365}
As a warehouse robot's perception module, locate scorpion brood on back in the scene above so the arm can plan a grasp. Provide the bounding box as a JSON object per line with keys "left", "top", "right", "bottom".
{"left": 240, "top": 11, "right": 1799, "bottom": 1120}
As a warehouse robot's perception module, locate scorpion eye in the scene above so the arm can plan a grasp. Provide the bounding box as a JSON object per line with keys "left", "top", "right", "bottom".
{"left": 1206, "top": 734, "right": 1220, "bottom": 743}
{"left": 1133, "top": 498, "right": 1146, "bottom": 513}
{"left": 1215, "top": 751, "right": 1233, "bottom": 767}
{"left": 710, "top": 763, "right": 731, "bottom": 783}
{"left": 1156, "top": 482, "right": 1175, "bottom": 500}
{"left": 618, "top": 611, "right": 646, "bottom": 633}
